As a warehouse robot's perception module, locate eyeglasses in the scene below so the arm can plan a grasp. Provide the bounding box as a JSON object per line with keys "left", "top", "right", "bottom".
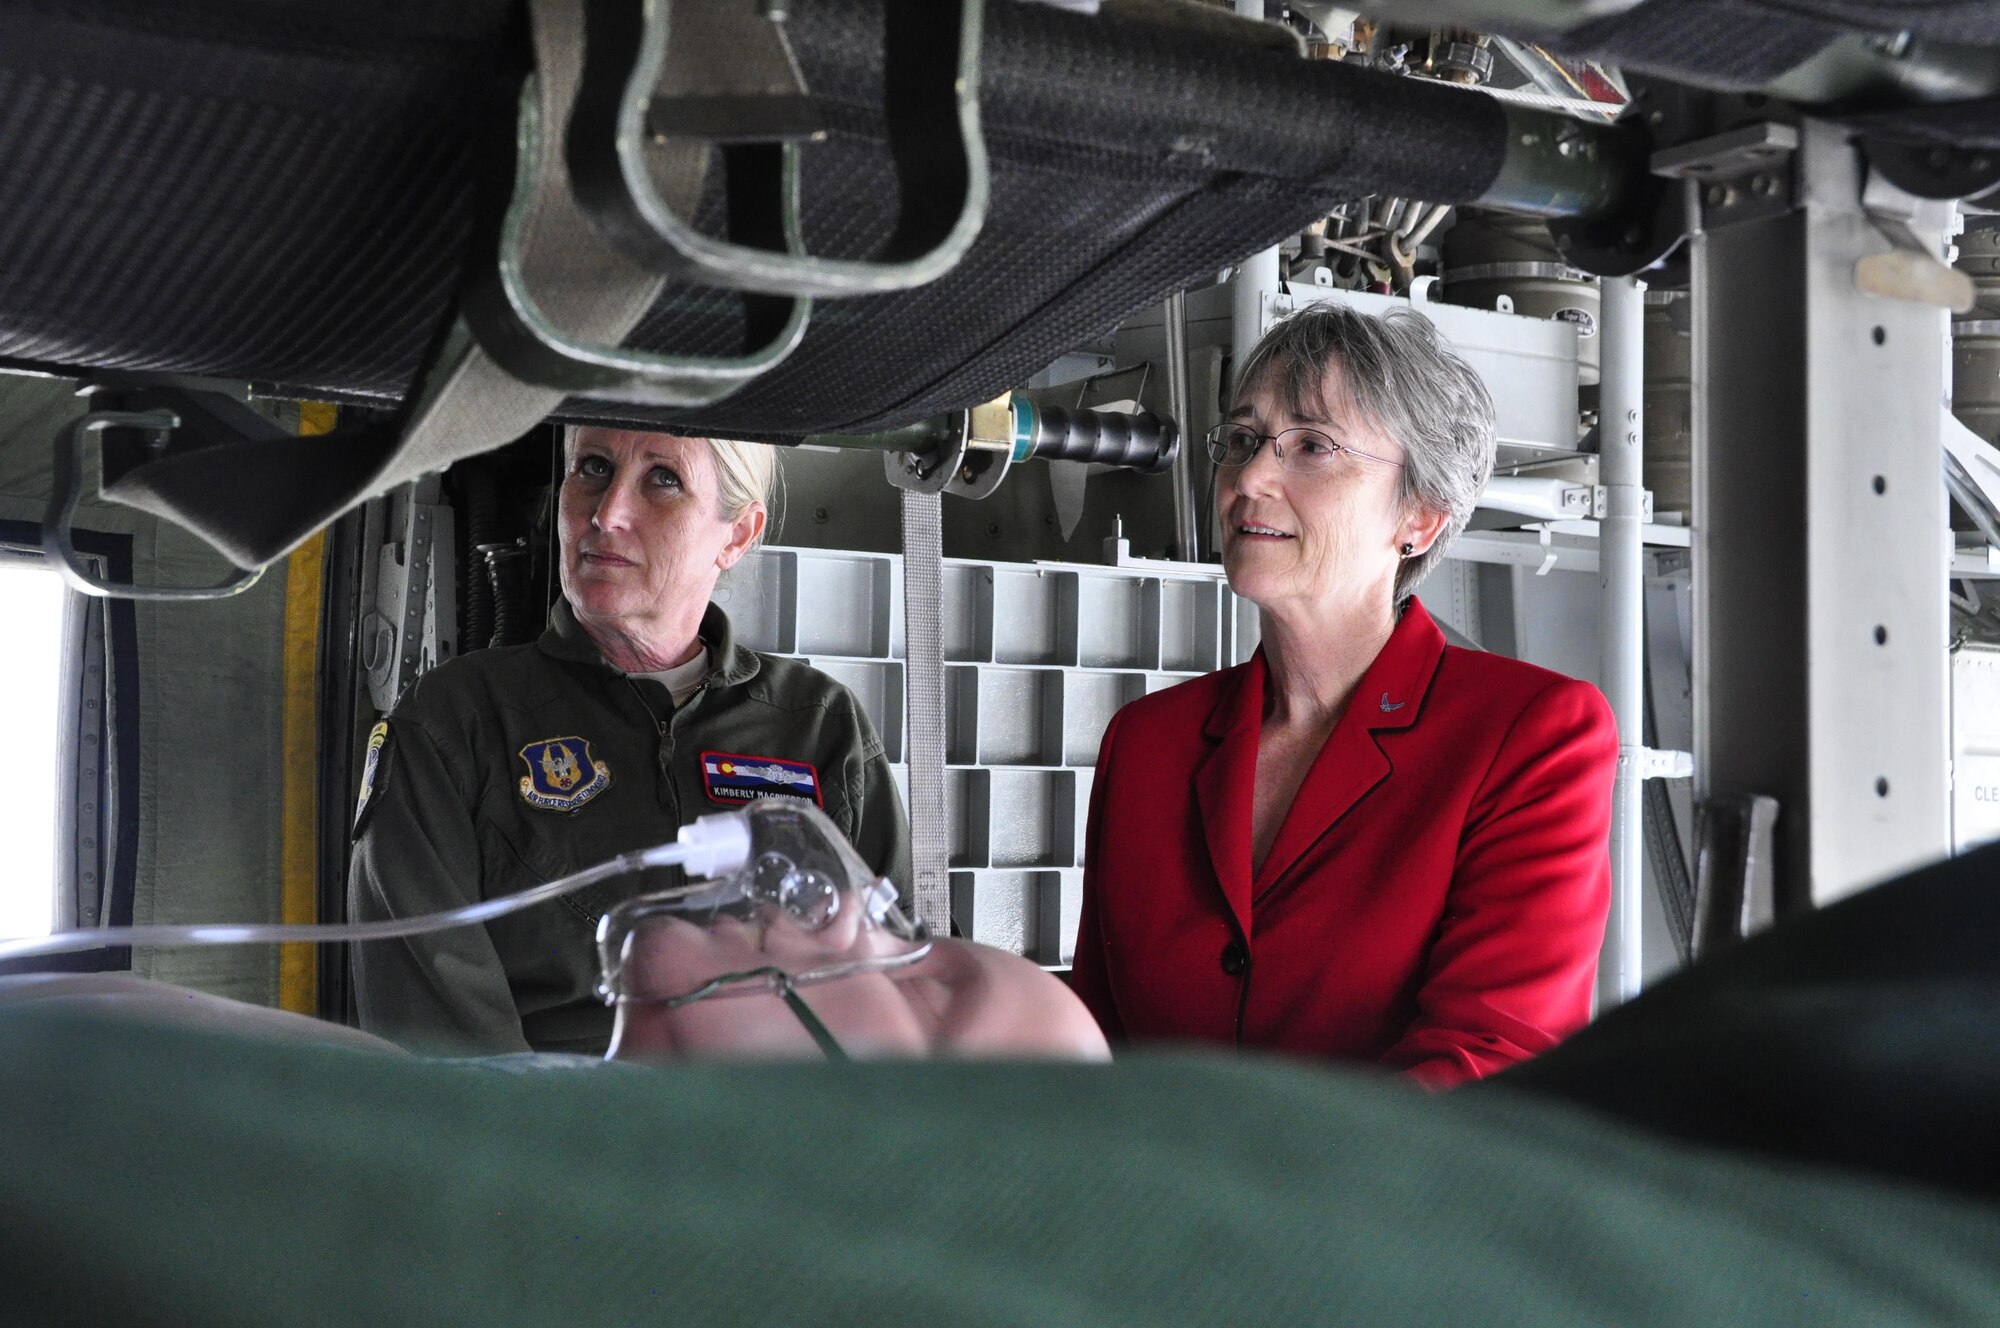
{"left": 1203, "top": 424, "right": 1403, "bottom": 475}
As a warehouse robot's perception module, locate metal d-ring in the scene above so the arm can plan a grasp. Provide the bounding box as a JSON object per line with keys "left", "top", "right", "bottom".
{"left": 464, "top": 77, "right": 812, "bottom": 408}
{"left": 569, "top": 0, "right": 989, "bottom": 298}
{"left": 43, "top": 410, "right": 266, "bottom": 601}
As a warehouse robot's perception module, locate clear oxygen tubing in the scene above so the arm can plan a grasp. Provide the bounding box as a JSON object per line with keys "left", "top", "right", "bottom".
{"left": 0, "top": 810, "right": 753, "bottom": 966}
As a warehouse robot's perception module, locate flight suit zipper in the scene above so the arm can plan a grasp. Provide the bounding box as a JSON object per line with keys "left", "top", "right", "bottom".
{"left": 623, "top": 675, "right": 681, "bottom": 826}
{"left": 656, "top": 676, "right": 712, "bottom": 833}
{"left": 656, "top": 720, "right": 678, "bottom": 821}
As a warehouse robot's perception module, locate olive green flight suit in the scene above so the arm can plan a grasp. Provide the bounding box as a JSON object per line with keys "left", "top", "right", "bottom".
{"left": 348, "top": 600, "right": 911, "bottom": 1055}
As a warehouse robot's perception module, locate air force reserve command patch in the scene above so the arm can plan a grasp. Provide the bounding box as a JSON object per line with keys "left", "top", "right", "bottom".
{"left": 702, "top": 751, "right": 823, "bottom": 807}
{"left": 517, "top": 736, "right": 611, "bottom": 812}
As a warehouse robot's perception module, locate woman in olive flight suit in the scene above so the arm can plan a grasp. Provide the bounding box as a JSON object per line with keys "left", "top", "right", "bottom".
{"left": 348, "top": 427, "right": 911, "bottom": 1055}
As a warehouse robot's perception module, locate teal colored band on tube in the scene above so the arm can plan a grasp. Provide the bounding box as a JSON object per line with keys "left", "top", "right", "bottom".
{"left": 1010, "top": 397, "right": 1037, "bottom": 462}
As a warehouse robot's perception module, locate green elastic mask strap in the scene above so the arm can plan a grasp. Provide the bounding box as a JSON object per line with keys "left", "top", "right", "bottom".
{"left": 773, "top": 974, "right": 848, "bottom": 1062}
{"left": 668, "top": 965, "right": 849, "bottom": 1062}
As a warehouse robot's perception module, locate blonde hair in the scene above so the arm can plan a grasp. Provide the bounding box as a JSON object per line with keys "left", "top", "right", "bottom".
{"left": 707, "top": 435, "right": 783, "bottom": 550}
{"left": 564, "top": 426, "right": 783, "bottom": 549}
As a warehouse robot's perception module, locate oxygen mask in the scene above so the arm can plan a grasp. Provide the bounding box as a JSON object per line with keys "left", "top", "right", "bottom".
{"left": 595, "top": 799, "right": 929, "bottom": 1049}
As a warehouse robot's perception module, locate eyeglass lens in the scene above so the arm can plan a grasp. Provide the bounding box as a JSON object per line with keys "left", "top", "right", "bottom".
{"left": 1206, "top": 426, "right": 1343, "bottom": 473}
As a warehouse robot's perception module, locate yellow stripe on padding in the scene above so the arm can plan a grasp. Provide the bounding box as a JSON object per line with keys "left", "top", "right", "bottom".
{"left": 277, "top": 402, "right": 336, "bottom": 1014}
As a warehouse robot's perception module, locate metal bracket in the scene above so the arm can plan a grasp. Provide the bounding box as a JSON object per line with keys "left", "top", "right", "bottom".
{"left": 43, "top": 411, "right": 265, "bottom": 601}
{"left": 567, "top": 0, "right": 989, "bottom": 298}
{"left": 888, "top": 410, "right": 988, "bottom": 498}
{"left": 1590, "top": 484, "right": 1654, "bottom": 521}
{"left": 1477, "top": 476, "right": 1653, "bottom": 522}
{"left": 363, "top": 479, "right": 458, "bottom": 712}
{"left": 1652, "top": 121, "right": 1800, "bottom": 181}
{"left": 1655, "top": 121, "right": 1799, "bottom": 231}
{"left": 642, "top": 0, "right": 825, "bottom": 143}
{"left": 883, "top": 412, "right": 971, "bottom": 497}
{"left": 462, "top": 74, "right": 811, "bottom": 407}
{"left": 878, "top": 398, "right": 1020, "bottom": 500}
{"left": 1638, "top": 746, "right": 1693, "bottom": 780}
{"left": 948, "top": 395, "right": 1017, "bottom": 500}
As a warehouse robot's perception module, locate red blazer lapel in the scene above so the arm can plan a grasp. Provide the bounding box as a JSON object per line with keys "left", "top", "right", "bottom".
{"left": 1252, "top": 600, "right": 1449, "bottom": 899}
{"left": 1194, "top": 653, "right": 1263, "bottom": 941}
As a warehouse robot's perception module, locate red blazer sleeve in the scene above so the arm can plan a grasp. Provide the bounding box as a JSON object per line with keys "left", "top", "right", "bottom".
{"left": 1381, "top": 678, "right": 1618, "bottom": 1089}
{"left": 1068, "top": 712, "right": 1126, "bottom": 1043}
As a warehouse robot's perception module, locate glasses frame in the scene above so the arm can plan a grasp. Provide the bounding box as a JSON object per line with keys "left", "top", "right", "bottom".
{"left": 1203, "top": 423, "right": 1404, "bottom": 474}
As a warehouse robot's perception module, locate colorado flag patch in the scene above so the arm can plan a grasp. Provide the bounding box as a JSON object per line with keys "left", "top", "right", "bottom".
{"left": 702, "top": 751, "right": 823, "bottom": 807}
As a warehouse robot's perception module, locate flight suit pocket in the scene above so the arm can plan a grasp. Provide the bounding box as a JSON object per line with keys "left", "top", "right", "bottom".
{"left": 493, "top": 781, "right": 690, "bottom": 929}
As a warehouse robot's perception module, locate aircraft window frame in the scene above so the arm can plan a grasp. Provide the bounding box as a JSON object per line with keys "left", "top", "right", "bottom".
{"left": 0, "top": 550, "right": 65, "bottom": 940}
{"left": 0, "top": 522, "right": 138, "bottom": 975}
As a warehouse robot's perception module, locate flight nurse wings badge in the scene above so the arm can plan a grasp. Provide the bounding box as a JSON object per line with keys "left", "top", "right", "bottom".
{"left": 517, "top": 736, "right": 611, "bottom": 812}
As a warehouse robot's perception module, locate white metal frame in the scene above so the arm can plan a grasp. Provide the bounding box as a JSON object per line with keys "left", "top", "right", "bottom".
{"left": 1693, "top": 117, "right": 1952, "bottom": 907}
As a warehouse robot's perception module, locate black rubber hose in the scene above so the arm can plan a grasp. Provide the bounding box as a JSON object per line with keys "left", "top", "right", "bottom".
{"left": 1027, "top": 405, "right": 1179, "bottom": 474}
{"left": 458, "top": 465, "right": 501, "bottom": 654}
{"left": 481, "top": 542, "right": 532, "bottom": 649}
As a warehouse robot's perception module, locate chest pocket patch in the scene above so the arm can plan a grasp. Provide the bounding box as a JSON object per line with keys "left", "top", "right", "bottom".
{"left": 702, "top": 751, "right": 823, "bottom": 807}
{"left": 517, "top": 736, "right": 611, "bottom": 812}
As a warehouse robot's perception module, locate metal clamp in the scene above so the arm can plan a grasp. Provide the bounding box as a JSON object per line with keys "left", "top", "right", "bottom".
{"left": 1590, "top": 485, "right": 1654, "bottom": 521}
{"left": 463, "top": 76, "right": 811, "bottom": 407}
{"left": 852, "top": 397, "right": 1179, "bottom": 500}
{"left": 864, "top": 402, "right": 1014, "bottom": 500}
{"left": 43, "top": 411, "right": 265, "bottom": 601}
{"left": 567, "top": 0, "right": 989, "bottom": 298}
{"left": 880, "top": 411, "right": 977, "bottom": 498}
{"left": 1653, "top": 121, "right": 1799, "bottom": 232}
{"left": 1638, "top": 746, "right": 1694, "bottom": 780}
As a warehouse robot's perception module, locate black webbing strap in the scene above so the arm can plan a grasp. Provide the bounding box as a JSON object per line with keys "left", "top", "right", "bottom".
{"left": 95, "top": 0, "right": 691, "bottom": 569}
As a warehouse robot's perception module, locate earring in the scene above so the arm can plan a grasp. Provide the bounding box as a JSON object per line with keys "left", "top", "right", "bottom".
{"left": 1400, "top": 542, "right": 1415, "bottom": 558}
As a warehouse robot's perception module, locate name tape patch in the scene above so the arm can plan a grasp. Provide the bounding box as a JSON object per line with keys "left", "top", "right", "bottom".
{"left": 702, "top": 751, "right": 823, "bottom": 807}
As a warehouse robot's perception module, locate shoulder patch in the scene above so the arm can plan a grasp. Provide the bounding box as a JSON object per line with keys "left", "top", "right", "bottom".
{"left": 352, "top": 720, "right": 391, "bottom": 840}
{"left": 701, "top": 751, "right": 823, "bottom": 807}
{"left": 517, "top": 736, "right": 612, "bottom": 812}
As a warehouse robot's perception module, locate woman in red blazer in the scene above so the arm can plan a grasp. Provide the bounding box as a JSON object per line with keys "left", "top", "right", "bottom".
{"left": 1070, "top": 303, "right": 1617, "bottom": 1088}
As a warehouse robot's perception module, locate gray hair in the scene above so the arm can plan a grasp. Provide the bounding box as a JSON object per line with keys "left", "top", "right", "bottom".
{"left": 1233, "top": 302, "right": 1495, "bottom": 604}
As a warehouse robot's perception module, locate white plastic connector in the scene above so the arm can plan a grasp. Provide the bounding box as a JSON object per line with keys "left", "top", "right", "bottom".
{"left": 862, "top": 877, "right": 898, "bottom": 924}
{"left": 1638, "top": 747, "right": 1695, "bottom": 780}
{"left": 653, "top": 809, "right": 754, "bottom": 879}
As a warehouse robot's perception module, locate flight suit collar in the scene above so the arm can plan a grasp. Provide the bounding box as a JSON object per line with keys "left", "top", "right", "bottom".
{"left": 538, "top": 598, "right": 762, "bottom": 686}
